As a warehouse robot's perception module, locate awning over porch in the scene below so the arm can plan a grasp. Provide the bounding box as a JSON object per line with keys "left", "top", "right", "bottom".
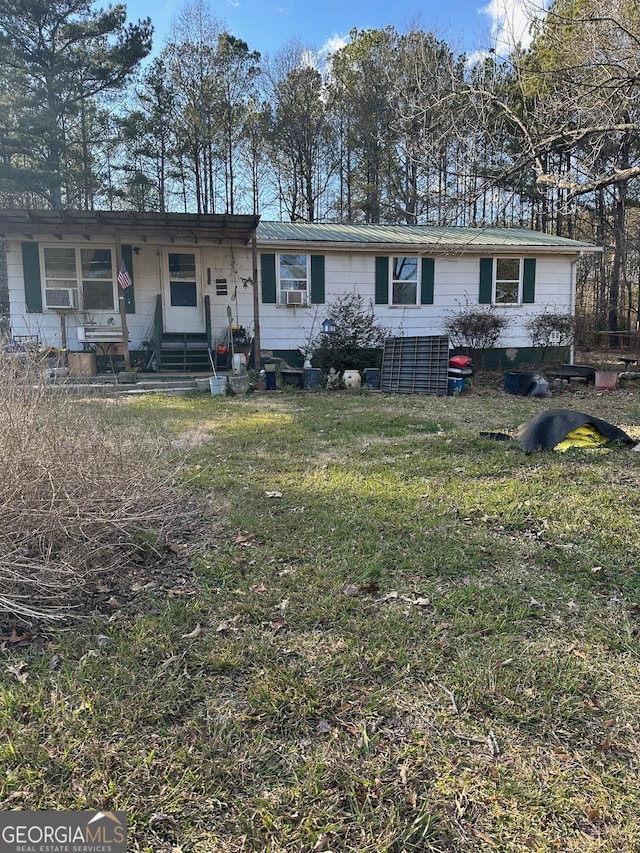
{"left": 0, "top": 210, "right": 260, "bottom": 245}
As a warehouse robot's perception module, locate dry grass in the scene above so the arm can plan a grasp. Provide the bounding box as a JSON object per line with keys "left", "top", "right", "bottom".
{"left": 0, "top": 355, "right": 199, "bottom": 621}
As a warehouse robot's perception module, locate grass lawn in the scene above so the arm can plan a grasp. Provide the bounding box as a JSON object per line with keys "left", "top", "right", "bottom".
{"left": 2, "top": 378, "right": 640, "bottom": 852}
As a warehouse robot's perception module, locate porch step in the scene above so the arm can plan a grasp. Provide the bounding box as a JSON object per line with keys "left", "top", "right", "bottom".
{"left": 157, "top": 333, "right": 211, "bottom": 372}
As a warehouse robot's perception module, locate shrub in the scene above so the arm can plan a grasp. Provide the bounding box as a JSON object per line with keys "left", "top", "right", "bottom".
{"left": 308, "top": 293, "right": 389, "bottom": 374}
{"left": 524, "top": 310, "right": 575, "bottom": 364}
{"left": 443, "top": 302, "right": 509, "bottom": 369}
{"left": 0, "top": 354, "right": 195, "bottom": 622}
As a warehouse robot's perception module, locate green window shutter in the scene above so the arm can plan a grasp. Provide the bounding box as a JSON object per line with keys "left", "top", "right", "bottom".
{"left": 479, "top": 257, "right": 493, "bottom": 304}
{"left": 21, "top": 242, "right": 43, "bottom": 313}
{"left": 375, "top": 256, "right": 389, "bottom": 304}
{"left": 121, "top": 244, "right": 135, "bottom": 314}
{"left": 420, "top": 257, "right": 434, "bottom": 305}
{"left": 310, "top": 255, "right": 325, "bottom": 304}
{"left": 522, "top": 258, "right": 536, "bottom": 304}
{"left": 261, "top": 253, "right": 276, "bottom": 304}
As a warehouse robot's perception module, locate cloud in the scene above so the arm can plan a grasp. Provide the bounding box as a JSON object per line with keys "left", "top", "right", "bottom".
{"left": 480, "top": 0, "right": 548, "bottom": 53}
{"left": 319, "top": 34, "right": 349, "bottom": 59}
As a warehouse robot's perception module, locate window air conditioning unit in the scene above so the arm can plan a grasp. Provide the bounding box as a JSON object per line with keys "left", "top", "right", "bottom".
{"left": 45, "top": 288, "right": 79, "bottom": 309}
{"left": 285, "top": 290, "right": 305, "bottom": 306}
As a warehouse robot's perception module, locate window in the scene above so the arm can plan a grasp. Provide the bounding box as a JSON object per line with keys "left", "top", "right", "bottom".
{"left": 278, "top": 253, "right": 308, "bottom": 305}
{"left": 169, "top": 252, "right": 198, "bottom": 307}
{"left": 391, "top": 256, "right": 418, "bottom": 306}
{"left": 81, "top": 248, "right": 115, "bottom": 310}
{"left": 494, "top": 258, "right": 521, "bottom": 304}
{"left": 42, "top": 246, "right": 116, "bottom": 310}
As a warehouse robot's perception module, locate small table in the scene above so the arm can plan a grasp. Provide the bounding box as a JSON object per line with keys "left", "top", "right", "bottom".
{"left": 619, "top": 357, "right": 637, "bottom": 369}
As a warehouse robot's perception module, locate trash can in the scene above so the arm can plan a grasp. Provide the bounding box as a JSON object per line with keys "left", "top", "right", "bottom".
{"left": 265, "top": 363, "right": 277, "bottom": 390}
{"left": 504, "top": 371, "right": 535, "bottom": 395}
{"left": 304, "top": 368, "right": 321, "bottom": 389}
{"left": 363, "top": 368, "right": 381, "bottom": 390}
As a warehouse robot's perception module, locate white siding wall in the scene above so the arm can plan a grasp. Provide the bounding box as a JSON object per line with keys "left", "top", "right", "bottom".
{"left": 256, "top": 250, "right": 576, "bottom": 353}
{"left": 6, "top": 235, "right": 255, "bottom": 351}
{"left": 6, "top": 235, "right": 576, "bottom": 355}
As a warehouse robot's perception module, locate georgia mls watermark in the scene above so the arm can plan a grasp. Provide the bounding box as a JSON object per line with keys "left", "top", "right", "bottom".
{"left": 0, "top": 811, "right": 126, "bottom": 853}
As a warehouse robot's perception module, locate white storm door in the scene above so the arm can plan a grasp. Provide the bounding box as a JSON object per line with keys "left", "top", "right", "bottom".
{"left": 163, "top": 250, "right": 205, "bottom": 333}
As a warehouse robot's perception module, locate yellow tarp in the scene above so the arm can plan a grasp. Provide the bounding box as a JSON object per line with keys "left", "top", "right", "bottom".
{"left": 553, "top": 423, "right": 609, "bottom": 452}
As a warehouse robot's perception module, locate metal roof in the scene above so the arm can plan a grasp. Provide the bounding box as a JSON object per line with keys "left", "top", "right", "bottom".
{"left": 0, "top": 210, "right": 599, "bottom": 253}
{"left": 256, "top": 221, "right": 600, "bottom": 253}
{"left": 0, "top": 209, "right": 260, "bottom": 243}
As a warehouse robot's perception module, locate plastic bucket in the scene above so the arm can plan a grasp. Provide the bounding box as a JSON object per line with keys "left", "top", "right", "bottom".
{"left": 209, "top": 376, "right": 227, "bottom": 396}
{"left": 447, "top": 377, "right": 466, "bottom": 396}
{"left": 595, "top": 370, "right": 617, "bottom": 391}
{"left": 504, "top": 371, "right": 535, "bottom": 395}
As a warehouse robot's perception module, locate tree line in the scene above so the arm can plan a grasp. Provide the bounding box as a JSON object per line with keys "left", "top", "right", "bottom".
{"left": 1, "top": 0, "right": 639, "bottom": 341}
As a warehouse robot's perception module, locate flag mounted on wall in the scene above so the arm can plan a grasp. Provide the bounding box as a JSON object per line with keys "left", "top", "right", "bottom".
{"left": 117, "top": 260, "right": 132, "bottom": 290}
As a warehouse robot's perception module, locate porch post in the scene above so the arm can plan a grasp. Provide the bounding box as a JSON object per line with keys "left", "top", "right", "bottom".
{"left": 115, "top": 237, "right": 131, "bottom": 372}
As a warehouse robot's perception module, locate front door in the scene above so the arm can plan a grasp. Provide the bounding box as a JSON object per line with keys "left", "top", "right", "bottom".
{"left": 163, "top": 249, "right": 205, "bottom": 333}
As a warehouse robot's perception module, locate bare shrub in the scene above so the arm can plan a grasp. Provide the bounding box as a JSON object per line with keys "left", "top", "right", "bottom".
{"left": 524, "top": 310, "right": 575, "bottom": 365}
{"left": 0, "top": 354, "right": 194, "bottom": 622}
{"left": 443, "top": 302, "right": 510, "bottom": 369}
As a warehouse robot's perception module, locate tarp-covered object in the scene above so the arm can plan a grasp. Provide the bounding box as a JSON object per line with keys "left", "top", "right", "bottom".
{"left": 517, "top": 409, "right": 636, "bottom": 452}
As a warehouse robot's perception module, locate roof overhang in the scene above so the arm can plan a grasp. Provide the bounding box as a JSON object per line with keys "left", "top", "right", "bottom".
{"left": 0, "top": 209, "right": 260, "bottom": 245}
{"left": 255, "top": 238, "right": 602, "bottom": 256}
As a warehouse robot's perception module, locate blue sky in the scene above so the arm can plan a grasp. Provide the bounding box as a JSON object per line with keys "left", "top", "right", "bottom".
{"left": 127, "top": 0, "right": 547, "bottom": 62}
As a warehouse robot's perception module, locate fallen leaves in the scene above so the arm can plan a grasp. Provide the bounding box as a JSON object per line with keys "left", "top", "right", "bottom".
{"left": 316, "top": 718, "right": 331, "bottom": 735}
{"left": 159, "top": 653, "right": 184, "bottom": 671}
{"left": 180, "top": 623, "right": 202, "bottom": 640}
{"left": 375, "top": 591, "right": 431, "bottom": 608}
{"left": 0, "top": 628, "right": 35, "bottom": 646}
{"left": 5, "top": 660, "right": 28, "bottom": 683}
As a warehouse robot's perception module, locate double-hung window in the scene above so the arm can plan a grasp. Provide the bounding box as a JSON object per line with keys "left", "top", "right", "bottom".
{"left": 494, "top": 258, "right": 522, "bottom": 305}
{"left": 278, "top": 253, "right": 309, "bottom": 306}
{"left": 42, "top": 246, "right": 116, "bottom": 310}
{"left": 391, "top": 256, "right": 419, "bottom": 306}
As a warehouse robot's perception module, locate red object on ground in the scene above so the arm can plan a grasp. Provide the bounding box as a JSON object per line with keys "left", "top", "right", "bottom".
{"left": 449, "top": 355, "right": 473, "bottom": 369}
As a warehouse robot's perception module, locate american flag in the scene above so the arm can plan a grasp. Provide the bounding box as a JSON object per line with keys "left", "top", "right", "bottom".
{"left": 117, "top": 260, "right": 132, "bottom": 289}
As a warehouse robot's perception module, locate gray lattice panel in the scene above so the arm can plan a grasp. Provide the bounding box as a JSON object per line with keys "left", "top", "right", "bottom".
{"left": 380, "top": 335, "right": 449, "bottom": 395}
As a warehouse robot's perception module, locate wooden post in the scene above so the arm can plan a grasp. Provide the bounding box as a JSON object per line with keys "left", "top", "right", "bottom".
{"left": 116, "top": 238, "right": 131, "bottom": 372}
{"left": 251, "top": 234, "right": 261, "bottom": 370}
